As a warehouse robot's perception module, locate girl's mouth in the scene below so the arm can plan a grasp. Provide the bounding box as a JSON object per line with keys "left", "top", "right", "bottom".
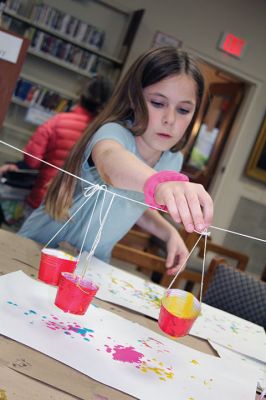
{"left": 157, "top": 133, "right": 172, "bottom": 139}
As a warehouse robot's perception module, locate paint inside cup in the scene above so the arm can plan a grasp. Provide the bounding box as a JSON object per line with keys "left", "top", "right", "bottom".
{"left": 38, "top": 249, "right": 77, "bottom": 286}
{"left": 158, "top": 289, "right": 200, "bottom": 338}
{"left": 55, "top": 272, "right": 99, "bottom": 315}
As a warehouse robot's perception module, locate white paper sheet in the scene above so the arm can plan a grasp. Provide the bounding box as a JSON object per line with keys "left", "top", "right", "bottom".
{"left": 0, "top": 31, "right": 23, "bottom": 63}
{"left": 190, "top": 303, "right": 266, "bottom": 363}
{"left": 77, "top": 255, "right": 266, "bottom": 365}
{"left": 209, "top": 341, "right": 266, "bottom": 392}
{"left": 0, "top": 271, "right": 258, "bottom": 400}
{"left": 76, "top": 255, "right": 164, "bottom": 319}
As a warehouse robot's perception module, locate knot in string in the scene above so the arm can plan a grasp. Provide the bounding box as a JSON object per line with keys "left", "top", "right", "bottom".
{"left": 44, "top": 184, "right": 102, "bottom": 249}
{"left": 83, "top": 184, "right": 101, "bottom": 198}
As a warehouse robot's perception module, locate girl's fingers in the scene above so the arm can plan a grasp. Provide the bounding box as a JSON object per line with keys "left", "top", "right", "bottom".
{"left": 166, "top": 254, "right": 187, "bottom": 275}
{"left": 156, "top": 181, "right": 213, "bottom": 230}
{"left": 198, "top": 187, "right": 214, "bottom": 227}
{"left": 164, "top": 193, "right": 180, "bottom": 223}
{"left": 166, "top": 249, "right": 175, "bottom": 268}
{"left": 173, "top": 192, "right": 194, "bottom": 232}
{"left": 185, "top": 190, "right": 205, "bottom": 232}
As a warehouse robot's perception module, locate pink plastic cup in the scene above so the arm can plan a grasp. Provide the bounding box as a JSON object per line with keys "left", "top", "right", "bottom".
{"left": 55, "top": 272, "right": 99, "bottom": 315}
{"left": 38, "top": 249, "right": 77, "bottom": 286}
{"left": 158, "top": 289, "right": 200, "bottom": 338}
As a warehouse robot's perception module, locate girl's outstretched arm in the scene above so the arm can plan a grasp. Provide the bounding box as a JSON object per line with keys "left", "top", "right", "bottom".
{"left": 92, "top": 139, "right": 213, "bottom": 233}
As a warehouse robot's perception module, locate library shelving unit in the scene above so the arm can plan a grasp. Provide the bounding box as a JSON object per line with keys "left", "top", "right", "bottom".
{"left": 0, "top": 0, "right": 145, "bottom": 164}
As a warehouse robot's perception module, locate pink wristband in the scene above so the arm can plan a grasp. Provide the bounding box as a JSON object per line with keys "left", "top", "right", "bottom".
{"left": 144, "top": 170, "right": 189, "bottom": 211}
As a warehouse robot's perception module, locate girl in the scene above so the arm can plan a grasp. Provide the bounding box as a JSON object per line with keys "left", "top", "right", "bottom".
{"left": 19, "top": 46, "right": 213, "bottom": 275}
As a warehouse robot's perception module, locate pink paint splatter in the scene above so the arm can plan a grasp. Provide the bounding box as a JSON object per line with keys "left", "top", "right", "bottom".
{"left": 104, "top": 344, "right": 144, "bottom": 364}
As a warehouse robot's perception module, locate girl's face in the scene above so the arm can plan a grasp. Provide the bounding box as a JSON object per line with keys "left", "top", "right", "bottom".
{"left": 136, "top": 74, "right": 197, "bottom": 162}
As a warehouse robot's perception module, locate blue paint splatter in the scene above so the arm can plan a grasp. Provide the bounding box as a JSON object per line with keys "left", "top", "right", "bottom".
{"left": 24, "top": 310, "right": 37, "bottom": 316}
{"left": 69, "top": 326, "right": 94, "bottom": 336}
{"left": 7, "top": 301, "right": 18, "bottom": 306}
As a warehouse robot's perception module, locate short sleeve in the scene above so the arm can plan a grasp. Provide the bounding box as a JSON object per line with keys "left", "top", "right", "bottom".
{"left": 84, "top": 122, "right": 135, "bottom": 162}
{"left": 155, "top": 150, "right": 184, "bottom": 173}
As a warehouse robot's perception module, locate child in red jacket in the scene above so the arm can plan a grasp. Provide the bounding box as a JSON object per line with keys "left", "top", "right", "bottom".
{"left": 0, "top": 75, "right": 113, "bottom": 225}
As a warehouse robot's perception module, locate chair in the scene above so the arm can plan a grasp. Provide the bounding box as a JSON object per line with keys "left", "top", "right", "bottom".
{"left": 202, "top": 258, "right": 266, "bottom": 329}
{"left": 112, "top": 239, "right": 204, "bottom": 289}
{"left": 180, "top": 238, "right": 249, "bottom": 292}
{"left": 114, "top": 226, "right": 249, "bottom": 290}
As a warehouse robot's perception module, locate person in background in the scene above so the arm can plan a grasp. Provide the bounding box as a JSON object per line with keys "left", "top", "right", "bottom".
{"left": 19, "top": 47, "right": 213, "bottom": 275}
{"left": 0, "top": 75, "right": 113, "bottom": 215}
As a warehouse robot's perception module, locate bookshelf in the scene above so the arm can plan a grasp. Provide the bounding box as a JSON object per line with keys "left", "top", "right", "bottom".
{"left": 0, "top": 0, "right": 145, "bottom": 165}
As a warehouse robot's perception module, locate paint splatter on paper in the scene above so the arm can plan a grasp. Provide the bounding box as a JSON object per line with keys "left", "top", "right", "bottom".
{"left": 190, "top": 303, "right": 266, "bottom": 362}
{"left": 0, "top": 271, "right": 258, "bottom": 400}
{"left": 76, "top": 255, "right": 164, "bottom": 319}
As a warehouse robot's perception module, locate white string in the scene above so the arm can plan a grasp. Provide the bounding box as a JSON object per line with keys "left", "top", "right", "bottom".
{"left": 76, "top": 187, "right": 102, "bottom": 262}
{"left": 199, "top": 230, "right": 208, "bottom": 303}
{"left": 0, "top": 139, "right": 149, "bottom": 209}
{"left": 81, "top": 192, "right": 115, "bottom": 279}
{"left": 1, "top": 139, "right": 266, "bottom": 244}
{"left": 166, "top": 233, "right": 204, "bottom": 290}
{"left": 44, "top": 184, "right": 100, "bottom": 248}
{"left": 210, "top": 224, "right": 266, "bottom": 243}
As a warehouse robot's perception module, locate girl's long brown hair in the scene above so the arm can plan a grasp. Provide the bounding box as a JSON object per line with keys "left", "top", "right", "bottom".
{"left": 45, "top": 46, "right": 205, "bottom": 220}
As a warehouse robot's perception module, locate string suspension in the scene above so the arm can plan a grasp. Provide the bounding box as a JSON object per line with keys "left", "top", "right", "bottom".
{"left": 1, "top": 139, "right": 265, "bottom": 245}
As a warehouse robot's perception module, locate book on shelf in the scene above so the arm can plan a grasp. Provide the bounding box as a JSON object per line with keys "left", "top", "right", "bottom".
{"left": 13, "top": 78, "right": 73, "bottom": 113}
{"left": 29, "top": 86, "right": 41, "bottom": 104}
{"left": 28, "top": 26, "right": 100, "bottom": 73}
{"left": 87, "top": 28, "right": 105, "bottom": 49}
{"left": 14, "top": 78, "right": 32, "bottom": 100}
{"left": 6, "top": 0, "right": 106, "bottom": 50}
{"left": 54, "top": 98, "right": 68, "bottom": 113}
{"left": 74, "top": 20, "right": 89, "bottom": 42}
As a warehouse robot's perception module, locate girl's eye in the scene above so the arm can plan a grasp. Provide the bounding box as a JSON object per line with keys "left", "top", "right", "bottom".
{"left": 177, "top": 108, "right": 190, "bottom": 115}
{"left": 151, "top": 100, "right": 164, "bottom": 108}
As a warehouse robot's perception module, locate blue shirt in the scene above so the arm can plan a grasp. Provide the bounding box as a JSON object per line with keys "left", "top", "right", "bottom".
{"left": 19, "top": 122, "right": 183, "bottom": 262}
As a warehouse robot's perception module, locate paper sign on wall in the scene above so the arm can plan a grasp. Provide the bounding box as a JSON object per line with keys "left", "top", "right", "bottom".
{"left": 0, "top": 31, "right": 23, "bottom": 64}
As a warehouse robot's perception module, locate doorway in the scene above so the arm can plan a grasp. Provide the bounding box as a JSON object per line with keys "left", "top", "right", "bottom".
{"left": 182, "top": 60, "right": 247, "bottom": 190}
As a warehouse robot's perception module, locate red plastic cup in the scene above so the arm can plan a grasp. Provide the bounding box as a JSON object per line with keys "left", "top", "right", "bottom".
{"left": 158, "top": 289, "right": 200, "bottom": 338}
{"left": 55, "top": 272, "right": 99, "bottom": 315}
{"left": 38, "top": 249, "right": 77, "bottom": 286}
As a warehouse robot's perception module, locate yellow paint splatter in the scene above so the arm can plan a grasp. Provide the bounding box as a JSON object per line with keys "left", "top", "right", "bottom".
{"left": 122, "top": 280, "right": 135, "bottom": 289}
{"left": 0, "top": 389, "right": 8, "bottom": 400}
{"left": 190, "top": 359, "right": 199, "bottom": 365}
{"left": 139, "top": 360, "right": 174, "bottom": 380}
{"left": 204, "top": 378, "right": 214, "bottom": 388}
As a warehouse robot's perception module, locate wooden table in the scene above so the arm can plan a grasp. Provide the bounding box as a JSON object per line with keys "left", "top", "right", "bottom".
{"left": 0, "top": 229, "right": 260, "bottom": 400}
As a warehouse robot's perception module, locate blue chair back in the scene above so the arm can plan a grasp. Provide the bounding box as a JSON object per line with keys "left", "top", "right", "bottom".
{"left": 203, "top": 261, "right": 266, "bottom": 329}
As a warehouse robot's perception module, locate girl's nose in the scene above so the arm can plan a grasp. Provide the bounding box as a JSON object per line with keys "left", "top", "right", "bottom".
{"left": 163, "top": 108, "right": 176, "bottom": 126}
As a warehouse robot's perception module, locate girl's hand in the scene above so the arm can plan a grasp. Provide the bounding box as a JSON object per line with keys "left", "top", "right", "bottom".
{"left": 154, "top": 181, "right": 213, "bottom": 233}
{"left": 165, "top": 229, "right": 189, "bottom": 275}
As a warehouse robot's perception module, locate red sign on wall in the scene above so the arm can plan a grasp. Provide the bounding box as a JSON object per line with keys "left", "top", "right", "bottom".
{"left": 218, "top": 32, "right": 247, "bottom": 58}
